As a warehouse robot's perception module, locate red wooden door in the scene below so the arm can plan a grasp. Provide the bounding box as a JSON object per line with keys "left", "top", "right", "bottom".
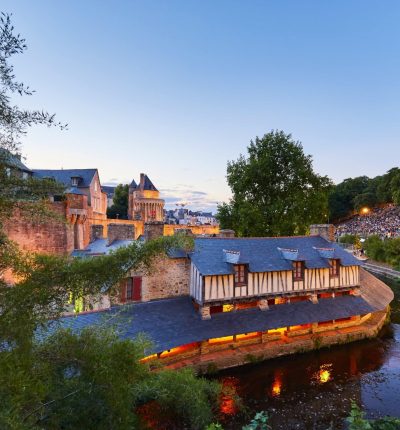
{"left": 132, "top": 276, "right": 142, "bottom": 301}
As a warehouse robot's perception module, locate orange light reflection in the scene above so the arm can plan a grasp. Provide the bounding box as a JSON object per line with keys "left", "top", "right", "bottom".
{"left": 219, "top": 377, "right": 239, "bottom": 416}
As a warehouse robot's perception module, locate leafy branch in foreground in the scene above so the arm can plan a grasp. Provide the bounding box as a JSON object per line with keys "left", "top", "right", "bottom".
{"left": 0, "top": 12, "right": 66, "bottom": 151}
{"left": 0, "top": 234, "right": 194, "bottom": 346}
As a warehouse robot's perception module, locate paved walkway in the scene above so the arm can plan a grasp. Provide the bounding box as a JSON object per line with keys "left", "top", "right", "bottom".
{"left": 363, "top": 262, "right": 400, "bottom": 279}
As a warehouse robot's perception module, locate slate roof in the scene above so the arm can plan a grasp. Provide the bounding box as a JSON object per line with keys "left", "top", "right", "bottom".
{"left": 140, "top": 174, "right": 157, "bottom": 191}
{"left": 101, "top": 185, "right": 116, "bottom": 197}
{"left": 65, "top": 187, "right": 85, "bottom": 196}
{"left": 190, "top": 236, "right": 361, "bottom": 276}
{"left": 71, "top": 238, "right": 135, "bottom": 257}
{"left": 129, "top": 179, "right": 137, "bottom": 189}
{"left": 51, "top": 294, "right": 376, "bottom": 354}
{"left": 0, "top": 149, "right": 32, "bottom": 172}
{"left": 32, "top": 169, "right": 97, "bottom": 188}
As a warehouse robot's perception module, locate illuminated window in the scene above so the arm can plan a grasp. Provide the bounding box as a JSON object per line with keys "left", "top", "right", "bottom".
{"left": 293, "top": 261, "right": 304, "bottom": 281}
{"left": 329, "top": 259, "right": 340, "bottom": 278}
{"left": 234, "top": 265, "right": 247, "bottom": 286}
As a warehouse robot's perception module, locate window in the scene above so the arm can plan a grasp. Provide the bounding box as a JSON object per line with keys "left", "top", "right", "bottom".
{"left": 329, "top": 259, "right": 340, "bottom": 278}
{"left": 234, "top": 265, "right": 247, "bottom": 286}
{"left": 71, "top": 177, "right": 79, "bottom": 186}
{"left": 293, "top": 261, "right": 304, "bottom": 281}
{"left": 126, "top": 278, "right": 134, "bottom": 300}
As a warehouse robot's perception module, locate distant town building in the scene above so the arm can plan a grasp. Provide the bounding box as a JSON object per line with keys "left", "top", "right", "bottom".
{"left": 32, "top": 169, "right": 107, "bottom": 220}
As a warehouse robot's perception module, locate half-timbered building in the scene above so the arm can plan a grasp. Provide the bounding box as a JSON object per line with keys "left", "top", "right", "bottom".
{"left": 61, "top": 226, "right": 393, "bottom": 370}
{"left": 189, "top": 236, "right": 362, "bottom": 319}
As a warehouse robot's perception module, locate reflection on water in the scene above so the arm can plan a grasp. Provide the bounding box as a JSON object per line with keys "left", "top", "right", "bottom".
{"left": 315, "top": 364, "right": 332, "bottom": 384}
{"left": 220, "top": 377, "right": 240, "bottom": 416}
{"left": 216, "top": 275, "right": 400, "bottom": 429}
{"left": 271, "top": 371, "right": 282, "bottom": 397}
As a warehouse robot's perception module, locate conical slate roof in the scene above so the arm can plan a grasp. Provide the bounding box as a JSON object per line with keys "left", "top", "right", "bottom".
{"left": 141, "top": 173, "right": 158, "bottom": 191}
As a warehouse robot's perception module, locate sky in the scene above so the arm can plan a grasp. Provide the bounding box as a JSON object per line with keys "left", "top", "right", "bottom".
{"left": 2, "top": 1, "right": 400, "bottom": 212}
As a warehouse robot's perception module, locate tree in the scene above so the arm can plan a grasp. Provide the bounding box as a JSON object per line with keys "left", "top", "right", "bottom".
{"left": 0, "top": 12, "right": 66, "bottom": 232}
{"left": 328, "top": 167, "right": 400, "bottom": 221}
{"left": 107, "top": 184, "right": 129, "bottom": 219}
{"left": 0, "top": 13, "right": 65, "bottom": 152}
{"left": 0, "top": 14, "right": 221, "bottom": 429}
{"left": 217, "top": 130, "right": 332, "bottom": 237}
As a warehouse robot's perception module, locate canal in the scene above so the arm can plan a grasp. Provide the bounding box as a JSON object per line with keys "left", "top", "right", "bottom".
{"left": 217, "top": 275, "right": 400, "bottom": 429}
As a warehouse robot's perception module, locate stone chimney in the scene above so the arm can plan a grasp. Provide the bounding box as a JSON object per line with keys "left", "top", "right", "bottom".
{"left": 144, "top": 221, "right": 164, "bottom": 242}
{"left": 107, "top": 223, "right": 135, "bottom": 246}
{"left": 139, "top": 173, "right": 145, "bottom": 188}
{"left": 219, "top": 229, "right": 235, "bottom": 238}
{"left": 309, "top": 224, "right": 335, "bottom": 242}
{"left": 174, "top": 228, "right": 194, "bottom": 237}
{"left": 90, "top": 224, "right": 104, "bottom": 243}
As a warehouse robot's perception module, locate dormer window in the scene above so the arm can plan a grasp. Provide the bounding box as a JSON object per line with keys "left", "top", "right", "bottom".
{"left": 329, "top": 259, "right": 340, "bottom": 278}
{"left": 71, "top": 176, "right": 80, "bottom": 187}
{"left": 234, "top": 264, "right": 247, "bottom": 286}
{"left": 293, "top": 261, "right": 304, "bottom": 281}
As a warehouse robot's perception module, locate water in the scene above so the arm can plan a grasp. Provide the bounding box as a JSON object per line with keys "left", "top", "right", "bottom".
{"left": 217, "top": 275, "right": 400, "bottom": 429}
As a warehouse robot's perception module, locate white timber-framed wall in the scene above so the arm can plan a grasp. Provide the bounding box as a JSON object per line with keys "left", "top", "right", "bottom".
{"left": 189, "top": 263, "right": 360, "bottom": 304}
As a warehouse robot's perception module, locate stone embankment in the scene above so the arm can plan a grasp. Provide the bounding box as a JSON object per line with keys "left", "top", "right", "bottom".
{"left": 163, "top": 310, "right": 388, "bottom": 372}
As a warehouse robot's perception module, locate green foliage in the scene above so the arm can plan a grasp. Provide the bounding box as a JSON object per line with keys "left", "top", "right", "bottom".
{"left": 0, "top": 12, "right": 66, "bottom": 150}
{"left": 217, "top": 130, "right": 332, "bottom": 237}
{"left": 205, "top": 424, "right": 224, "bottom": 430}
{"left": 339, "top": 234, "right": 359, "bottom": 245}
{"left": 364, "top": 236, "right": 400, "bottom": 269}
{"left": 242, "top": 412, "right": 270, "bottom": 430}
{"left": 1, "top": 327, "right": 148, "bottom": 429}
{"left": 107, "top": 184, "right": 129, "bottom": 219}
{"left": 347, "top": 403, "right": 373, "bottom": 430}
{"left": 347, "top": 403, "right": 400, "bottom": 430}
{"left": 0, "top": 235, "right": 193, "bottom": 347}
{"left": 0, "top": 12, "right": 66, "bottom": 227}
{"left": 328, "top": 168, "right": 400, "bottom": 221}
{"left": 0, "top": 14, "right": 219, "bottom": 429}
{"left": 135, "top": 368, "right": 221, "bottom": 430}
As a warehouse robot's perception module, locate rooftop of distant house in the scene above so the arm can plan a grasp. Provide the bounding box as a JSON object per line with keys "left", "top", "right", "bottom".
{"left": 32, "top": 169, "right": 98, "bottom": 188}
{"left": 0, "top": 149, "right": 32, "bottom": 173}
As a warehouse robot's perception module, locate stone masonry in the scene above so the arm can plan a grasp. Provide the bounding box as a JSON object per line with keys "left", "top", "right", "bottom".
{"left": 107, "top": 223, "right": 135, "bottom": 245}
{"left": 130, "top": 256, "right": 190, "bottom": 302}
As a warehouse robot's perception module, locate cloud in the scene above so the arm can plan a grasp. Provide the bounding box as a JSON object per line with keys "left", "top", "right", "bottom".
{"left": 101, "top": 182, "right": 219, "bottom": 212}
{"left": 160, "top": 186, "right": 218, "bottom": 212}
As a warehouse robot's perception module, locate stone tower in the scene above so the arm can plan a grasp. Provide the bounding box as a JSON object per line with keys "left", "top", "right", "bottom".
{"left": 128, "top": 173, "right": 165, "bottom": 222}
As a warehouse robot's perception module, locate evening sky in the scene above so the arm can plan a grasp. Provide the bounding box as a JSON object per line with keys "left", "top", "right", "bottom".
{"left": 3, "top": 1, "right": 400, "bottom": 210}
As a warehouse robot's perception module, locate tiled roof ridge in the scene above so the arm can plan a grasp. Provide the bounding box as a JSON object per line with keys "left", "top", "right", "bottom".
{"left": 33, "top": 168, "right": 98, "bottom": 172}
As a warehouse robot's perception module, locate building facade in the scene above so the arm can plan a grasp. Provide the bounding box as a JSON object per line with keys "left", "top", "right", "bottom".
{"left": 128, "top": 173, "right": 165, "bottom": 222}
{"left": 61, "top": 226, "right": 393, "bottom": 371}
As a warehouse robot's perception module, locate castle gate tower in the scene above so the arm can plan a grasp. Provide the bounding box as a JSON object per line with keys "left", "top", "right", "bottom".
{"left": 128, "top": 173, "right": 165, "bottom": 222}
